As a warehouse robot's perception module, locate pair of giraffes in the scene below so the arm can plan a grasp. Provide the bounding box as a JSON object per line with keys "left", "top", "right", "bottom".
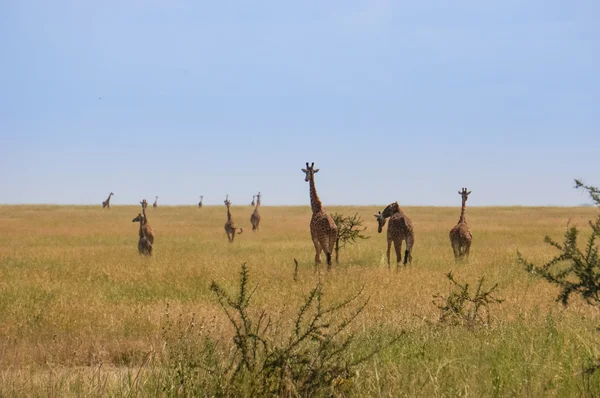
{"left": 223, "top": 192, "right": 262, "bottom": 242}
{"left": 102, "top": 193, "right": 158, "bottom": 209}
{"left": 302, "top": 162, "right": 473, "bottom": 270}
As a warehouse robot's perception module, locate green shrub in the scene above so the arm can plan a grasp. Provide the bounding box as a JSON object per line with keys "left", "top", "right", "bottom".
{"left": 433, "top": 272, "right": 503, "bottom": 329}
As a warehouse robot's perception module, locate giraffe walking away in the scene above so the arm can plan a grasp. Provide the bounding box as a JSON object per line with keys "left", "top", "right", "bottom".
{"left": 102, "top": 192, "right": 114, "bottom": 209}
{"left": 138, "top": 199, "right": 154, "bottom": 244}
{"left": 250, "top": 192, "right": 261, "bottom": 231}
{"left": 251, "top": 195, "right": 255, "bottom": 207}
{"left": 153, "top": 196, "right": 158, "bottom": 208}
{"left": 132, "top": 212, "right": 153, "bottom": 256}
{"left": 198, "top": 196, "right": 203, "bottom": 208}
{"left": 449, "top": 188, "right": 472, "bottom": 260}
{"left": 301, "top": 162, "right": 338, "bottom": 270}
{"left": 224, "top": 196, "right": 243, "bottom": 242}
{"left": 374, "top": 202, "right": 415, "bottom": 268}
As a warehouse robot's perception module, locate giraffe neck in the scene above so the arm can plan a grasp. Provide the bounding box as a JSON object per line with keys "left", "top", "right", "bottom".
{"left": 138, "top": 218, "right": 144, "bottom": 237}
{"left": 256, "top": 196, "right": 261, "bottom": 208}
{"left": 458, "top": 199, "right": 467, "bottom": 223}
{"left": 226, "top": 205, "right": 232, "bottom": 221}
{"left": 142, "top": 207, "right": 148, "bottom": 224}
{"left": 106, "top": 194, "right": 112, "bottom": 202}
{"left": 382, "top": 204, "right": 400, "bottom": 219}
{"left": 309, "top": 176, "right": 322, "bottom": 214}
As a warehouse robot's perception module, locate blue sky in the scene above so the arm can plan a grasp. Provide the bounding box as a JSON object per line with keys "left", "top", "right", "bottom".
{"left": 1, "top": 1, "right": 598, "bottom": 206}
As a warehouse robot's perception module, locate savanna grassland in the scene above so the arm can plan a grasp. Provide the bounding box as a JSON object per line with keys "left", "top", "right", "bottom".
{"left": 1, "top": 204, "right": 600, "bottom": 396}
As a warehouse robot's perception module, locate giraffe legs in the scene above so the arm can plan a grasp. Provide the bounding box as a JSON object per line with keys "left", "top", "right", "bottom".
{"left": 404, "top": 235, "right": 414, "bottom": 265}
{"left": 461, "top": 241, "right": 471, "bottom": 258}
{"left": 312, "top": 239, "right": 322, "bottom": 265}
{"left": 393, "top": 239, "right": 402, "bottom": 267}
{"left": 326, "top": 231, "right": 336, "bottom": 270}
{"left": 386, "top": 240, "right": 392, "bottom": 268}
{"left": 451, "top": 241, "right": 460, "bottom": 260}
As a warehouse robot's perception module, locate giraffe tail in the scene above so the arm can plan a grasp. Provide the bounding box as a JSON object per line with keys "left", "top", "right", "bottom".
{"left": 238, "top": 228, "right": 244, "bottom": 235}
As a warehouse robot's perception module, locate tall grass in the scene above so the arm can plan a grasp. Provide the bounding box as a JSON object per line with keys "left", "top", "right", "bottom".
{"left": 1, "top": 205, "right": 599, "bottom": 396}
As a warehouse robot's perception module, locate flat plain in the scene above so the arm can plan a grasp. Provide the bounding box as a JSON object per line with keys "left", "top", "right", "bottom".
{"left": 1, "top": 204, "right": 599, "bottom": 396}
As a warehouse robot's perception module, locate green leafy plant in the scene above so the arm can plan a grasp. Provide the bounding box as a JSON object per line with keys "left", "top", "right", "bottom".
{"left": 518, "top": 180, "right": 600, "bottom": 306}
{"left": 433, "top": 272, "right": 503, "bottom": 329}
{"left": 206, "top": 263, "right": 400, "bottom": 396}
{"left": 332, "top": 212, "right": 370, "bottom": 264}
{"left": 518, "top": 180, "right": 600, "bottom": 378}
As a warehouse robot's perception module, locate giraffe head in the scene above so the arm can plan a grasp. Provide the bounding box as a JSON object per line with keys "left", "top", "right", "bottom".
{"left": 224, "top": 194, "right": 231, "bottom": 207}
{"left": 132, "top": 213, "right": 143, "bottom": 223}
{"left": 140, "top": 199, "right": 148, "bottom": 209}
{"left": 373, "top": 211, "right": 387, "bottom": 233}
{"left": 110, "top": 192, "right": 114, "bottom": 196}
{"left": 301, "top": 162, "right": 319, "bottom": 182}
{"left": 458, "top": 188, "right": 471, "bottom": 203}
{"left": 373, "top": 202, "right": 400, "bottom": 233}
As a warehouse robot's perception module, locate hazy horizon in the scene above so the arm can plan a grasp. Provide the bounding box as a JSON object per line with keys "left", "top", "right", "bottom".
{"left": 2, "top": 1, "right": 598, "bottom": 207}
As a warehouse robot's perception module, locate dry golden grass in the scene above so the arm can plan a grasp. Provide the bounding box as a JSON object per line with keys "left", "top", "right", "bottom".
{"left": 1, "top": 204, "right": 599, "bottom": 396}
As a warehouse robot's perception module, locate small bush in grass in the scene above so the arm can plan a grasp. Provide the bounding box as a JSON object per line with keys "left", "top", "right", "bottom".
{"left": 332, "top": 212, "right": 370, "bottom": 264}
{"left": 433, "top": 272, "right": 503, "bottom": 329}
{"left": 518, "top": 179, "right": 600, "bottom": 378}
{"left": 161, "top": 263, "right": 400, "bottom": 396}
{"left": 519, "top": 180, "right": 600, "bottom": 307}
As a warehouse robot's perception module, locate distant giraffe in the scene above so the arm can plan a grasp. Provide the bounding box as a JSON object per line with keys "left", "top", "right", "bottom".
{"left": 301, "top": 162, "right": 338, "bottom": 270}
{"left": 138, "top": 200, "right": 154, "bottom": 244}
{"left": 224, "top": 196, "right": 243, "bottom": 242}
{"left": 153, "top": 196, "right": 158, "bottom": 208}
{"left": 198, "top": 196, "right": 204, "bottom": 208}
{"left": 132, "top": 212, "right": 153, "bottom": 256}
{"left": 102, "top": 192, "right": 114, "bottom": 209}
{"left": 373, "top": 202, "right": 415, "bottom": 268}
{"left": 449, "top": 188, "right": 472, "bottom": 260}
{"left": 250, "top": 195, "right": 255, "bottom": 206}
{"left": 250, "top": 192, "right": 261, "bottom": 231}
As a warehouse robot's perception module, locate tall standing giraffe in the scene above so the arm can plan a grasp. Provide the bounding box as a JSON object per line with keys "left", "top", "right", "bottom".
{"left": 138, "top": 199, "right": 154, "bottom": 244}
{"left": 449, "top": 188, "right": 472, "bottom": 260}
{"left": 198, "top": 196, "right": 204, "bottom": 208}
{"left": 224, "top": 196, "right": 243, "bottom": 242}
{"left": 153, "top": 196, "right": 158, "bottom": 208}
{"left": 250, "top": 192, "right": 261, "bottom": 231}
{"left": 373, "top": 202, "right": 415, "bottom": 268}
{"left": 250, "top": 195, "right": 255, "bottom": 207}
{"left": 301, "top": 162, "right": 338, "bottom": 270}
{"left": 132, "top": 212, "right": 153, "bottom": 256}
{"left": 102, "top": 192, "right": 114, "bottom": 209}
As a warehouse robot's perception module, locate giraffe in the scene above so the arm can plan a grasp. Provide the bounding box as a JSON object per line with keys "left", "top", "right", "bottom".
{"left": 373, "top": 202, "right": 415, "bottom": 268}
{"left": 449, "top": 188, "right": 472, "bottom": 260}
{"left": 132, "top": 212, "right": 153, "bottom": 256}
{"left": 198, "top": 196, "right": 204, "bottom": 208}
{"left": 250, "top": 192, "right": 261, "bottom": 231}
{"left": 153, "top": 196, "right": 158, "bottom": 208}
{"left": 224, "top": 196, "right": 243, "bottom": 242}
{"left": 137, "top": 199, "right": 154, "bottom": 244}
{"left": 301, "top": 162, "right": 338, "bottom": 270}
{"left": 251, "top": 195, "right": 255, "bottom": 207}
{"left": 102, "top": 192, "right": 114, "bottom": 209}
